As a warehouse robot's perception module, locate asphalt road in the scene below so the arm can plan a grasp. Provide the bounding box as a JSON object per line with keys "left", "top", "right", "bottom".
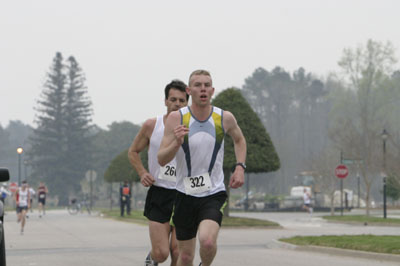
{"left": 4, "top": 209, "right": 400, "bottom": 266}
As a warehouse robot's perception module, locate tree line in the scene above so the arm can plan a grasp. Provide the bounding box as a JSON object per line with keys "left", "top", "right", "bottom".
{"left": 241, "top": 39, "right": 400, "bottom": 215}
{"left": 1, "top": 39, "right": 400, "bottom": 212}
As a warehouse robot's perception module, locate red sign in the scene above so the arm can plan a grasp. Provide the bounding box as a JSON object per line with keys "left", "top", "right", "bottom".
{"left": 335, "top": 164, "right": 349, "bottom": 179}
{"left": 9, "top": 182, "right": 18, "bottom": 193}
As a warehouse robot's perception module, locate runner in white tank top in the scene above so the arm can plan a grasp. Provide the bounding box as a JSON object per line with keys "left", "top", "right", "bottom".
{"left": 128, "top": 79, "right": 189, "bottom": 266}
{"left": 148, "top": 115, "right": 177, "bottom": 189}
{"left": 175, "top": 106, "right": 226, "bottom": 197}
{"left": 158, "top": 70, "right": 247, "bottom": 266}
{"left": 15, "top": 180, "right": 31, "bottom": 234}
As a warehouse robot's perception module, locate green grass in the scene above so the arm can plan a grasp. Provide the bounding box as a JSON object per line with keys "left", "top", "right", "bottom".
{"left": 100, "top": 209, "right": 279, "bottom": 227}
{"left": 280, "top": 235, "right": 400, "bottom": 255}
{"left": 323, "top": 215, "right": 400, "bottom": 225}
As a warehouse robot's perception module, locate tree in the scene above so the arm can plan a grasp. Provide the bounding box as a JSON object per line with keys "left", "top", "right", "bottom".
{"left": 330, "top": 39, "right": 397, "bottom": 216}
{"left": 63, "top": 56, "right": 93, "bottom": 194}
{"left": 0, "top": 126, "right": 10, "bottom": 165}
{"left": 29, "top": 52, "right": 94, "bottom": 205}
{"left": 212, "top": 88, "right": 280, "bottom": 215}
{"left": 386, "top": 175, "right": 400, "bottom": 204}
{"left": 29, "top": 52, "right": 67, "bottom": 200}
{"left": 92, "top": 121, "right": 141, "bottom": 183}
{"left": 292, "top": 68, "right": 327, "bottom": 157}
{"left": 0, "top": 121, "right": 33, "bottom": 182}
{"left": 241, "top": 67, "right": 291, "bottom": 193}
{"left": 309, "top": 147, "right": 341, "bottom": 216}
{"left": 104, "top": 149, "right": 141, "bottom": 183}
{"left": 241, "top": 66, "right": 330, "bottom": 196}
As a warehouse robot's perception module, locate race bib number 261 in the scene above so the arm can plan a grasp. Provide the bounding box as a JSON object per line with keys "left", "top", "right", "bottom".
{"left": 184, "top": 172, "right": 212, "bottom": 195}
{"left": 158, "top": 164, "right": 176, "bottom": 182}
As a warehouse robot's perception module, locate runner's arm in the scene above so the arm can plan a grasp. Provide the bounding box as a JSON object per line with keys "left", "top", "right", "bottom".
{"left": 128, "top": 118, "right": 156, "bottom": 187}
{"left": 224, "top": 111, "right": 247, "bottom": 188}
{"left": 158, "top": 111, "right": 187, "bottom": 166}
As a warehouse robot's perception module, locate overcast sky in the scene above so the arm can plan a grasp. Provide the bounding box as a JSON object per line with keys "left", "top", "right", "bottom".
{"left": 1, "top": 0, "right": 399, "bottom": 129}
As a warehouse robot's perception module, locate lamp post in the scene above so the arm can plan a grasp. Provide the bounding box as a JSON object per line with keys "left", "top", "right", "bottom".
{"left": 357, "top": 172, "right": 360, "bottom": 208}
{"left": 381, "top": 129, "right": 388, "bottom": 219}
{"left": 17, "top": 147, "right": 24, "bottom": 186}
{"left": 23, "top": 160, "right": 29, "bottom": 183}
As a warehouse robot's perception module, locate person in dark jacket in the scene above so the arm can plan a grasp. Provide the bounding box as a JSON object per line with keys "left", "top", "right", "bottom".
{"left": 120, "top": 180, "right": 131, "bottom": 216}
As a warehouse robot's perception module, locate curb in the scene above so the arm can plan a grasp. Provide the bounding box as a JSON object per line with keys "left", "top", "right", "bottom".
{"left": 325, "top": 219, "right": 400, "bottom": 227}
{"left": 273, "top": 240, "right": 400, "bottom": 263}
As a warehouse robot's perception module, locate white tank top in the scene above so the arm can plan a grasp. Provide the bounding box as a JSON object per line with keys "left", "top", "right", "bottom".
{"left": 148, "top": 115, "right": 177, "bottom": 189}
{"left": 303, "top": 193, "right": 311, "bottom": 204}
{"left": 18, "top": 188, "right": 29, "bottom": 207}
{"left": 175, "top": 106, "right": 226, "bottom": 197}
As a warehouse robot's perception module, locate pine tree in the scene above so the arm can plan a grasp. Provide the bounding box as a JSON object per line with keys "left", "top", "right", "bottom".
{"left": 29, "top": 52, "right": 67, "bottom": 194}
{"left": 64, "top": 56, "right": 93, "bottom": 194}
{"left": 29, "top": 52, "right": 93, "bottom": 205}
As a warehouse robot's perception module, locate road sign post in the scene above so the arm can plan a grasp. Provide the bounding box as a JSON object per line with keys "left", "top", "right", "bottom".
{"left": 9, "top": 182, "right": 18, "bottom": 193}
{"left": 86, "top": 170, "right": 97, "bottom": 209}
{"left": 336, "top": 164, "right": 349, "bottom": 216}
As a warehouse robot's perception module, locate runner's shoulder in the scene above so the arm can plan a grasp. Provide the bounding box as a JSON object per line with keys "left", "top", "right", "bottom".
{"left": 142, "top": 117, "right": 157, "bottom": 135}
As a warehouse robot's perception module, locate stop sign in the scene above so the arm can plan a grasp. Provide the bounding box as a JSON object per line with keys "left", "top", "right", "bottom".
{"left": 335, "top": 164, "right": 349, "bottom": 179}
{"left": 9, "top": 182, "right": 18, "bottom": 193}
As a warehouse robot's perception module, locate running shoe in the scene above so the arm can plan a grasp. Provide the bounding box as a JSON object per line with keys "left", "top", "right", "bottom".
{"left": 144, "top": 252, "right": 158, "bottom": 266}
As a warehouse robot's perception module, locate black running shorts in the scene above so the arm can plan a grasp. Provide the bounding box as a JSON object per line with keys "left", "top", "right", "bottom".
{"left": 39, "top": 197, "right": 46, "bottom": 205}
{"left": 144, "top": 185, "right": 177, "bottom": 223}
{"left": 172, "top": 190, "right": 227, "bottom": 241}
{"left": 16, "top": 206, "right": 28, "bottom": 213}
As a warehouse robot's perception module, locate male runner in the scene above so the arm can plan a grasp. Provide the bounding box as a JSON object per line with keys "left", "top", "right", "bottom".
{"left": 158, "top": 70, "right": 247, "bottom": 266}
{"left": 15, "top": 180, "right": 31, "bottom": 234}
{"left": 128, "top": 79, "right": 189, "bottom": 266}
{"left": 37, "top": 181, "right": 48, "bottom": 218}
{"left": 302, "top": 188, "right": 313, "bottom": 215}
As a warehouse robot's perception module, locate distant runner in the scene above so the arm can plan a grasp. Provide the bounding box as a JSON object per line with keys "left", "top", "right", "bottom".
{"left": 37, "top": 181, "right": 49, "bottom": 218}
{"left": 15, "top": 180, "right": 30, "bottom": 234}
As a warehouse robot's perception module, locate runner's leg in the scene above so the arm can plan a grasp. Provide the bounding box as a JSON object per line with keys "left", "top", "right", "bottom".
{"left": 149, "top": 221, "right": 173, "bottom": 263}
{"left": 197, "top": 220, "right": 220, "bottom": 266}
{"left": 169, "top": 226, "right": 179, "bottom": 266}
{"left": 177, "top": 238, "right": 196, "bottom": 266}
{"left": 21, "top": 209, "right": 27, "bottom": 233}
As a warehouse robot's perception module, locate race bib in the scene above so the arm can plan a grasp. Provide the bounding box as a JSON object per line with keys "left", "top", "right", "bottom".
{"left": 158, "top": 164, "right": 176, "bottom": 182}
{"left": 183, "top": 172, "right": 212, "bottom": 195}
{"left": 39, "top": 194, "right": 45, "bottom": 199}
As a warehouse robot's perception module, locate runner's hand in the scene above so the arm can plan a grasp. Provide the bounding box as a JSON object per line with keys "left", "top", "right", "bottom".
{"left": 229, "top": 168, "right": 245, "bottom": 189}
{"left": 140, "top": 172, "right": 155, "bottom": 187}
{"left": 174, "top": 125, "right": 189, "bottom": 145}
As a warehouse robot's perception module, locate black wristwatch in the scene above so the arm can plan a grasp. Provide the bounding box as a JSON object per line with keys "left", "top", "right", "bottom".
{"left": 232, "top": 162, "right": 246, "bottom": 172}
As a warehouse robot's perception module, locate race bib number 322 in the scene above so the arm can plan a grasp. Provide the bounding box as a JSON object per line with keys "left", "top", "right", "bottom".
{"left": 183, "top": 172, "right": 212, "bottom": 195}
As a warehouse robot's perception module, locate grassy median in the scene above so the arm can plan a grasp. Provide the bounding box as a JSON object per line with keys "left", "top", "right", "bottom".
{"left": 280, "top": 235, "right": 400, "bottom": 255}
{"left": 101, "top": 209, "right": 279, "bottom": 227}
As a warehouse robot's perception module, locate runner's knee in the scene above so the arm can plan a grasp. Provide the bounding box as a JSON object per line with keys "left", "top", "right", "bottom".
{"left": 199, "top": 236, "right": 216, "bottom": 251}
{"left": 152, "top": 246, "right": 169, "bottom": 262}
{"left": 170, "top": 244, "right": 179, "bottom": 261}
{"left": 179, "top": 251, "right": 195, "bottom": 265}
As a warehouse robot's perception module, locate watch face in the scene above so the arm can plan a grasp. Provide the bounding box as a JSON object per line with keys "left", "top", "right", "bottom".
{"left": 238, "top": 163, "right": 246, "bottom": 169}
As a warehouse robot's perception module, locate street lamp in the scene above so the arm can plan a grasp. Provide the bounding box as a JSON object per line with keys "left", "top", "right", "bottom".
{"left": 23, "top": 160, "right": 29, "bottom": 182}
{"left": 381, "top": 129, "right": 388, "bottom": 219}
{"left": 17, "top": 147, "right": 24, "bottom": 186}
